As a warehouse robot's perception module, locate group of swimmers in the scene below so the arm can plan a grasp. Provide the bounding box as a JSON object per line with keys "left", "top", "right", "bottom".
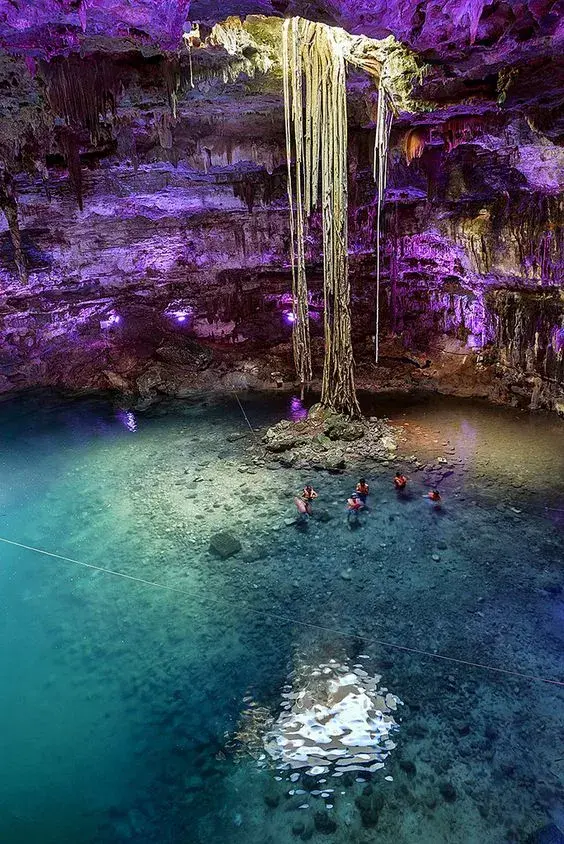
{"left": 294, "top": 472, "right": 442, "bottom": 527}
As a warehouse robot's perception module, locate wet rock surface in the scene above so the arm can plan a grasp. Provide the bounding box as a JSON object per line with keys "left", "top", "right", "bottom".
{"left": 263, "top": 403, "right": 398, "bottom": 472}
{"left": 209, "top": 531, "right": 242, "bottom": 559}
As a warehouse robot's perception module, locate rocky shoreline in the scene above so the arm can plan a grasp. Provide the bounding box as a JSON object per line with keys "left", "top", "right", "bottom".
{"left": 261, "top": 403, "right": 400, "bottom": 474}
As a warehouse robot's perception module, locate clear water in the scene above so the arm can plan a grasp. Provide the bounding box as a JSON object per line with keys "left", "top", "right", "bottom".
{"left": 0, "top": 390, "right": 562, "bottom": 844}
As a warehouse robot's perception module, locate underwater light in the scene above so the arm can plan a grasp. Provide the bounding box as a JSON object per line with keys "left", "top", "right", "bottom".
{"left": 284, "top": 311, "right": 296, "bottom": 323}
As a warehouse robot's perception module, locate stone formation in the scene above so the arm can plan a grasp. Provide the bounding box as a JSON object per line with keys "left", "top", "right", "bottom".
{"left": 0, "top": 0, "right": 561, "bottom": 412}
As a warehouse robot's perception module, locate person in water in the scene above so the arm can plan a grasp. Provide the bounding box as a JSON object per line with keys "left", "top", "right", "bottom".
{"left": 294, "top": 496, "right": 310, "bottom": 523}
{"left": 301, "top": 484, "right": 318, "bottom": 515}
{"left": 347, "top": 492, "right": 364, "bottom": 526}
{"left": 394, "top": 471, "right": 407, "bottom": 491}
{"left": 355, "top": 478, "right": 369, "bottom": 504}
{"left": 426, "top": 489, "right": 441, "bottom": 503}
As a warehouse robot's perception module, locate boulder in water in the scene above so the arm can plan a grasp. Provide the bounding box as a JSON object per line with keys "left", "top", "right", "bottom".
{"left": 209, "top": 532, "right": 242, "bottom": 559}
{"left": 263, "top": 420, "right": 308, "bottom": 452}
{"left": 439, "top": 781, "right": 457, "bottom": 803}
{"left": 324, "top": 417, "right": 365, "bottom": 442}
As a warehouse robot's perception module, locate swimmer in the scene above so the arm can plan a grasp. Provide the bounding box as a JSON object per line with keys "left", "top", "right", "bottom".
{"left": 393, "top": 471, "right": 407, "bottom": 491}
{"left": 294, "top": 496, "right": 310, "bottom": 523}
{"left": 347, "top": 492, "right": 364, "bottom": 527}
{"left": 301, "top": 484, "right": 318, "bottom": 515}
{"left": 426, "top": 489, "right": 441, "bottom": 503}
{"left": 355, "top": 478, "right": 370, "bottom": 504}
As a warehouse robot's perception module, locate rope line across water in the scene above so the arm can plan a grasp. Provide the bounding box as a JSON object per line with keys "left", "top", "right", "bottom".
{"left": 232, "top": 390, "right": 257, "bottom": 440}
{"left": 1, "top": 535, "right": 562, "bottom": 688}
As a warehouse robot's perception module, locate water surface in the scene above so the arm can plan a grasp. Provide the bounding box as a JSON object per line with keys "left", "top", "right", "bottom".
{"left": 0, "top": 390, "right": 562, "bottom": 843}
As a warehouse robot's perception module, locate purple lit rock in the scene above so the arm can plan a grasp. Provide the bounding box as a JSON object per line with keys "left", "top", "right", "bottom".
{"left": 0, "top": 1, "right": 561, "bottom": 413}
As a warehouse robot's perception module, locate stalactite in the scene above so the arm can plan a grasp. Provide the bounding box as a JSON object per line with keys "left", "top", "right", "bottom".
{"left": 58, "top": 128, "right": 83, "bottom": 211}
{"left": 403, "top": 127, "right": 427, "bottom": 164}
{"left": 0, "top": 169, "right": 28, "bottom": 284}
{"left": 443, "top": 116, "right": 481, "bottom": 153}
{"left": 42, "top": 55, "right": 122, "bottom": 146}
{"left": 156, "top": 112, "right": 175, "bottom": 149}
{"left": 234, "top": 180, "right": 256, "bottom": 213}
{"left": 506, "top": 195, "right": 563, "bottom": 283}
{"left": 42, "top": 55, "right": 123, "bottom": 208}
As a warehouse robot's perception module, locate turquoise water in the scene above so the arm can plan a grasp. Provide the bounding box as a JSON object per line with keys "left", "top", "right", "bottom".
{"left": 0, "top": 391, "right": 562, "bottom": 844}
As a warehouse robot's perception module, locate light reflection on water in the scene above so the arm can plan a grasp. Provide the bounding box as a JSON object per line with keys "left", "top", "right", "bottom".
{"left": 116, "top": 409, "right": 137, "bottom": 432}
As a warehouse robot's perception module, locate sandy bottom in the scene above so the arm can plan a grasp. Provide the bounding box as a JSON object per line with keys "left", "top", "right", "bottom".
{"left": 0, "top": 390, "right": 562, "bottom": 844}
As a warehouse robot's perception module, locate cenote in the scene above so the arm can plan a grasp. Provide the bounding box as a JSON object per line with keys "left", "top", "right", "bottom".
{"left": 0, "top": 390, "right": 562, "bottom": 844}
{"left": 0, "top": 2, "right": 563, "bottom": 842}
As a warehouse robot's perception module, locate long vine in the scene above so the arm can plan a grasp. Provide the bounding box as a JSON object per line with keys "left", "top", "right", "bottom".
{"left": 282, "top": 18, "right": 420, "bottom": 416}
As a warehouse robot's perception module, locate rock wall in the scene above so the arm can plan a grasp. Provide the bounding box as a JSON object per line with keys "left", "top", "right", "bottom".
{"left": 0, "top": 8, "right": 562, "bottom": 411}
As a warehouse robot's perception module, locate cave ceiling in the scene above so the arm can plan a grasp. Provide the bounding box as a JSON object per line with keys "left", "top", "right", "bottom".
{"left": 0, "top": 0, "right": 561, "bottom": 406}
{"left": 0, "top": 0, "right": 562, "bottom": 63}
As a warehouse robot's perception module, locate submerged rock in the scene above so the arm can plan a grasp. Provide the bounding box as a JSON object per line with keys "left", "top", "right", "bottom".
{"left": 264, "top": 792, "right": 280, "bottom": 808}
{"left": 314, "top": 811, "right": 337, "bottom": 834}
{"left": 439, "top": 781, "right": 457, "bottom": 803}
{"left": 355, "top": 792, "right": 384, "bottom": 828}
{"left": 209, "top": 532, "right": 242, "bottom": 559}
{"left": 399, "top": 759, "right": 417, "bottom": 778}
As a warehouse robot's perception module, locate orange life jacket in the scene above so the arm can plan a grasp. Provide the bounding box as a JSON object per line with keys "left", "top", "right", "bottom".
{"left": 356, "top": 483, "right": 369, "bottom": 495}
{"left": 394, "top": 475, "right": 407, "bottom": 489}
{"left": 429, "top": 491, "right": 441, "bottom": 501}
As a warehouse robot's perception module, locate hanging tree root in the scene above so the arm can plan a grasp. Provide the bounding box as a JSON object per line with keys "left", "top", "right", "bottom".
{"left": 281, "top": 20, "right": 419, "bottom": 417}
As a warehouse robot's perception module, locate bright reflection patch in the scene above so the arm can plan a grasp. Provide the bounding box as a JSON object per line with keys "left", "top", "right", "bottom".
{"left": 262, "top": 659, "right": 402, "bottom": 778}
{"left": 236, "top": 657, "right": 402, "bottom": 785}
